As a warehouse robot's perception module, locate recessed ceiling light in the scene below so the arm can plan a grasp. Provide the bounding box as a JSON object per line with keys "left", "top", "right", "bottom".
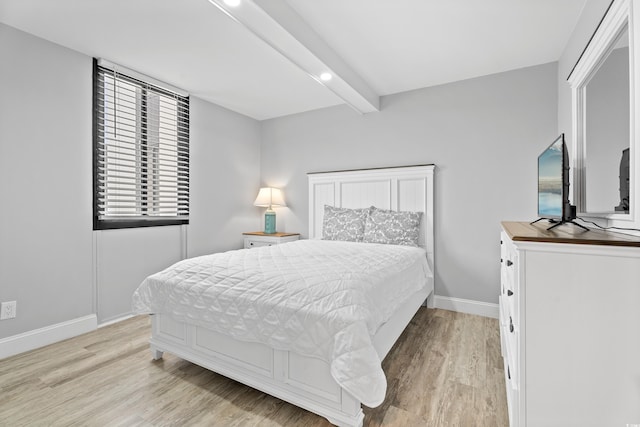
{"left": 320, "top": 72, "right": 332, "bottom": 82}
{"left": 224, "top": 0, "right": 241, "bottom": 7}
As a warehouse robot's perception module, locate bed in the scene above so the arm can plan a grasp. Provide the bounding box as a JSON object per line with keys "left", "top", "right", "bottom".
{"left": 132, "top": 165, "right": 435, "bottom": 427}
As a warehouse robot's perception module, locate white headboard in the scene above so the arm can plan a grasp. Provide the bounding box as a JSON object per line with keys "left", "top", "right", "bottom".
{"left": 307, "top": 165, "right": 435, "bottom": 271}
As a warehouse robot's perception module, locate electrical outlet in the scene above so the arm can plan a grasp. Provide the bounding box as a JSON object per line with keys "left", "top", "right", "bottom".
{"left": 0, "top": 301, "right": 17, "bottom": 320}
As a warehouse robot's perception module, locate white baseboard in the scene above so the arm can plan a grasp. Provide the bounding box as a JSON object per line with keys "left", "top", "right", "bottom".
{"left": 98, "top": 313, "right": 134, "bottom": 328}
{"left": 433, "top": 296, "right": 499, "bottom": 319}
{"left": 0, "top": 314, "right": 97, "bottom": 360}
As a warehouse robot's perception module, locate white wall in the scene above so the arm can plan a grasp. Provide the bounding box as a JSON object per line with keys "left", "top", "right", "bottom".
{"left": 0, "top": 23, "right": 262, "bottom": 335}
{"left": 261, "top": 63, "right": 558, "bottom": 304}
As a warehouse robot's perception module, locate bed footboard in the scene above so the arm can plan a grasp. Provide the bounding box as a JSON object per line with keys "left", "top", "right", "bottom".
{"left": 149, "top": 314, "right": 364, "bottom": 427}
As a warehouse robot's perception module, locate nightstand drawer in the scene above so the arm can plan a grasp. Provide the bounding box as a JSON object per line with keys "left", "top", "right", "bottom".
{"left": 245, "top": 240, "right": 274, "bottom": 249}
{"left": 243, "top": 232, "right": 300, "bottom": 249}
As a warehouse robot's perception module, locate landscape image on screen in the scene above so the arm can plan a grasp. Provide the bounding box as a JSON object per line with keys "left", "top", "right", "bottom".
{"left": 538, "top": 139, "right": 563, "bottom": 217}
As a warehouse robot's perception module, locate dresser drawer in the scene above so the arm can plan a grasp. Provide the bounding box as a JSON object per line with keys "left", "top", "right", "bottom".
{"left": 499, "top": 296, "right": 508, "bottom": 357}
{"left": 499, "top": 296, "right": 520, "bottom": 390}
{"left": 502, "top": 324, "right": 518, "bottom": 388}
{"left": 504, "top": 359, "right": 517, "bottom": 426}
{"left": 504, "top": 359, "right": 517, "bottom": 391}
{"left": 500, "top": 232, "right": 519, "bottom": 323}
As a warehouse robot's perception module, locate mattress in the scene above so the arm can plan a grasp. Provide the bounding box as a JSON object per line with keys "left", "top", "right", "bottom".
{"left": 132, "top": 239, "right": 432, "bottom": 407}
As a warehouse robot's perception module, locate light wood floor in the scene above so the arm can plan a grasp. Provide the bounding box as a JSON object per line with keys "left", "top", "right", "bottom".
{"left": 0, "top": 309, "right": 508, "bottom": 426}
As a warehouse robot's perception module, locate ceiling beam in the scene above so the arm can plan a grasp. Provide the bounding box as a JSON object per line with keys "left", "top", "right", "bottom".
{"left": 207, "top": 0, "right": 380, "bottom": 114}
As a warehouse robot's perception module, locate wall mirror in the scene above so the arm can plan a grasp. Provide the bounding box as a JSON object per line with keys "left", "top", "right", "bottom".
{"left": 585, "top": 25, "right": 629, "bottom": 213}
{"left": 569, "top": 0, "right": 635, "bottom": 220}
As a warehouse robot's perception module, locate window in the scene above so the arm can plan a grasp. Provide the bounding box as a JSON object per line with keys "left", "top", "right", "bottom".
{"left": 93, "top": 59, "right": 189, "bottom": 230}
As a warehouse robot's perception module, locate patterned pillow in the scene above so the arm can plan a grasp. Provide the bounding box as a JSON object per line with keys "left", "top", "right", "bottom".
{"left": 363, "top": 207, "right": 422, "bottom": 247}
{"left": 322, "top": 205, "right": 371, "bottom": 242}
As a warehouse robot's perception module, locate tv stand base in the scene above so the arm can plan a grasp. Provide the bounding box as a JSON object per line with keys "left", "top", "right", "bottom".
{"left": 530, "top": 218, "right": 589, "bottom": 232}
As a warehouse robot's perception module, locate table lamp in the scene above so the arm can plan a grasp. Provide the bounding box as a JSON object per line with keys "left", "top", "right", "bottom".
{"left": 253, "top": 187, "right": 285, "bottom": 234}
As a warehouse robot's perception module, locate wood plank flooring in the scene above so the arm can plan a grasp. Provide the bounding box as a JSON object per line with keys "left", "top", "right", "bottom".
{"left": 0, "top": 309, "right": 508, "bottom": 426}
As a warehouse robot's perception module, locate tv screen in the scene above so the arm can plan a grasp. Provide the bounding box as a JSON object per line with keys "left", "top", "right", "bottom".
{"left": 534, "top": 134, "right": 584, "bottom": 230}
{"left": 537, "top": 135, "right": 566, "bottom": 219}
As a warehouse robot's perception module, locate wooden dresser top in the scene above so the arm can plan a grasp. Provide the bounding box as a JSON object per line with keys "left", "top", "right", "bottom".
{"left": 502, "top": 221, "right": 640, "bottom": 247}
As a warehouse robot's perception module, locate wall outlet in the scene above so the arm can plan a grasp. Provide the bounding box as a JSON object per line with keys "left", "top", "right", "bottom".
{"left": 0, "top": 301, "right": 17, "bottom": 320}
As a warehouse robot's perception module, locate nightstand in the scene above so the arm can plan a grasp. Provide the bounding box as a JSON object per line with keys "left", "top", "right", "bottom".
{"left": 243, "top": 232, "right": 300, "bottom": 249}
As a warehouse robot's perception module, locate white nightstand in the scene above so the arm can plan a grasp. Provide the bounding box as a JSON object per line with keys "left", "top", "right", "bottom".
{"left": 243, "top": 232, "right": 300, "bottom": 249}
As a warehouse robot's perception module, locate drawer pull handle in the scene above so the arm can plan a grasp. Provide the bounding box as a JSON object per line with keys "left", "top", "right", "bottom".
{"left": 250, "top": 242, "right": 254, "bottom": 246}
{"left": 507, "top": 366, "right": 511, "bottom": 379}
{"left": 506, "top": 260, "right": 513, "bottom": 267}
{"left": 507, "top": 290, "right": 514, "bottom": 297}
{"left": 509, "top": 316, "right": 514, "bottom": 333}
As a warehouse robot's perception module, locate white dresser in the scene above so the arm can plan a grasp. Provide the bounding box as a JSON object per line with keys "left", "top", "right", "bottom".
{"left": 500, "top": 221, "right": 640, "bottom": 427}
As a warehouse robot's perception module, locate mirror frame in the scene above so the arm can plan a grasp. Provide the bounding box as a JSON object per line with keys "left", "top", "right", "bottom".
{"left": 568, "top": 0, "right": 638, "bottom": 225}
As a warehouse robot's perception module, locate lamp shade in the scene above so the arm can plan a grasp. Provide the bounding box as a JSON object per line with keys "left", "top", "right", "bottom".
{"left": 253, "top": 187, "right": 286, "bottom": 208}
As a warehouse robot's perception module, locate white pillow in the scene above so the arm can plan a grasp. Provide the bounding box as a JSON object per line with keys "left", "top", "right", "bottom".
{"left": 363, "top": 207, "right": 422, "bottom": 247}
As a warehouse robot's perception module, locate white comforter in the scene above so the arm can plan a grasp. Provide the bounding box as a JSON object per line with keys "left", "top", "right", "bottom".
{"left": 132, "top": 239, "right": 432, "bottom": 407}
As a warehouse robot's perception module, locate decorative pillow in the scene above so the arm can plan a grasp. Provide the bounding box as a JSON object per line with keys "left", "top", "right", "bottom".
{"left": 363, "top": 207, "right": 422, "bottom": 247}
{"left": 322, "top": 205, "right": 371, "bottom": 242}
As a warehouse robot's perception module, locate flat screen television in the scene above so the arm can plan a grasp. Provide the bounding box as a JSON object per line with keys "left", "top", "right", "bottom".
{"left": 534, "top": 134, "right": 586, "bottom": 230}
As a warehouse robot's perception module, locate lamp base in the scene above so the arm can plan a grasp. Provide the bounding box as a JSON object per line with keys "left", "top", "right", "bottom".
{"left": 264, "top": 210, "right": 276, "bottom": 234}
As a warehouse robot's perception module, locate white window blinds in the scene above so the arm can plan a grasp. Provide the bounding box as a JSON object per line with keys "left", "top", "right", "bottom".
{"left": 93, "top": 60, "right": 189, "bottom": 229}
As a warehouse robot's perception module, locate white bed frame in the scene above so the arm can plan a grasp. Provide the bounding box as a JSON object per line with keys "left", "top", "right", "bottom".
{"left": 149, "top": 165, "right": 435, "bottom": 427}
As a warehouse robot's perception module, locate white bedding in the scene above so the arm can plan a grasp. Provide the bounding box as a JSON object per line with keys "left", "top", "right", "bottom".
{"left": 132, "top": 239, "right": 432, "bottom": 407}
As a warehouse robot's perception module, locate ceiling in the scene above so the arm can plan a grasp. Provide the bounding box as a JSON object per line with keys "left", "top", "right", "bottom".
{"left": 0, "top": 0, "right": 587, "bottom": 120}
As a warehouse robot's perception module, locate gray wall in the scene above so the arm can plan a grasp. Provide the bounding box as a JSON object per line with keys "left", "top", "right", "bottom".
{"left": 0, "top": 23, "right": 94, "bottom": 338}
{"left": 187, "top": 97, "right": 262, "bottom": 258}
{"left": 261, "top": 63, "right": 558, "bottom": 304}
{"left": 0, "top": 23, "right": 262, "bottom": 335}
